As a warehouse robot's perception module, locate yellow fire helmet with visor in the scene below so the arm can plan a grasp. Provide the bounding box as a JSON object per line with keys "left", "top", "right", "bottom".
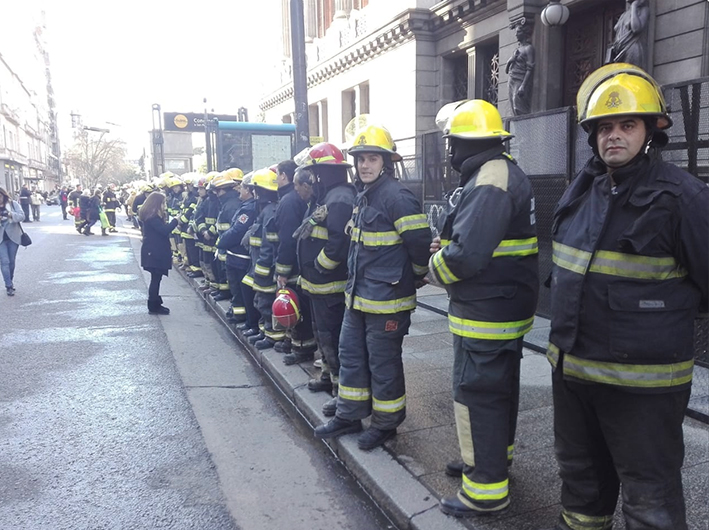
{"left": 577, "top": 63, "right": 671, "bottom": 131}
{"left": 438, "top": 99, "right": 512, "bottom": 140}
{"left": 251, "top": 167, "right": 279, "bottom": 192}
{"left": 348, "top": 124, "right": 402, "bottom": 162}
{"left": 223, "top": 167, "right": 245, "bottom": 182}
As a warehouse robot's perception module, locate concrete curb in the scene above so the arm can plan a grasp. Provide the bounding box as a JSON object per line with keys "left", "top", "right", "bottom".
{"left": 179, "top": 270, "right": 466, "bottom": 530}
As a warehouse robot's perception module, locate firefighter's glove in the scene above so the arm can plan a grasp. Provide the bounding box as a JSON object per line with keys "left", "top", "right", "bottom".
{"left": 293, "top": 205, "right": 328, "bottom": 240}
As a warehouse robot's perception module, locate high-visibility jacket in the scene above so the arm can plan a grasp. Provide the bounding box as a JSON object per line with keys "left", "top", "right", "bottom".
{"left": 345, "top": 172, "right": 430, "bottom": 314}
{"left": 244, "top": 198, "right": 278, "bottom": 293}
{"left": 298, "top": 182, "right": 356, "bottom": 296}
{"left": 548, "top": 155, "right": 709, "bottom": 392}
{"left": 68, "top": 190, "right": 82, "bottom": 211}
{"left": 215, "top": 189, "right": 242, "bottom": 262}
{"left": 202, "top": 193, "right": 220, "bottom": 252}
{"left": 102, "top": 190, "right": 120, "bottom": 212}
{"left": 192, "top": 195, "right": 208, "bottom": 249}
{"left": 274, "top": 183, "right": 307, "bottom": 279}
{"left": 216, "top": 198, "right": 256, "bottom": 270}
{"left": 178, "top": 191, "right": 198, "bottom": 239}
{"left": 430, "top": 150, "right": 539, "bottom": 340}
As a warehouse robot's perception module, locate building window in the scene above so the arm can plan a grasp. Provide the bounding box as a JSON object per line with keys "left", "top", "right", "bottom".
{"left": 353, "top": 0, "right": 368, "bottom": 9}
{"left": 452, "top": 55, "right": 468, "bottom": 101}
{"left": 477, "top": 40, "right": 500, "bottom": 106}
{"left": 317, "top": 0, "right": 335, "bottom": 38}
{"left": 309, "top": 104, "right": 320, "bottom": 138}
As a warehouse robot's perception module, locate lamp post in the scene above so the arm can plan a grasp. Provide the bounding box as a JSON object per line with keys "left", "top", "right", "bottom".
{"left": 291, "top": 0, "right": 311, "bottom": 153}
{"left": 541, "top": 0, "right": 570, "bottom": 27}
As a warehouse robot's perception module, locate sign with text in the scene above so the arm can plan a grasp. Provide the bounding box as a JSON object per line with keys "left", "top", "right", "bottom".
{"left": 164, "top": 112, "right": 237, "bottom": 132}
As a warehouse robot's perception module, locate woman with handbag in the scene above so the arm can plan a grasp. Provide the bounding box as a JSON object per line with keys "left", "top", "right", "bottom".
{"left": 139, "top": 191, "right": 178, "bottom": 315}
{"left": 0, "top": 187, "right": 26, "bottom": 296}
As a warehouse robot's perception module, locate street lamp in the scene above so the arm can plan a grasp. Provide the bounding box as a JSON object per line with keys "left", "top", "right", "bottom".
{"left": 541, "top": 0, "right": 570, "bottom": 27}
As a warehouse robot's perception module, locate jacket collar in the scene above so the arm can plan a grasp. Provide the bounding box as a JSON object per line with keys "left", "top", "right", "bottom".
{"left": 459, "top": 145, "right": 508, "bottom": 186}
{"left": 278, "top": 182, "right": 294, "bottom": 199}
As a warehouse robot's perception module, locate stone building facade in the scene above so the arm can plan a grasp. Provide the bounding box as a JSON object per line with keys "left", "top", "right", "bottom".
{"left": 260, "top": 0, "right": 708, "bottom": 149}
{"left": 0, "top": 13, "right": 61, "bottom": 196}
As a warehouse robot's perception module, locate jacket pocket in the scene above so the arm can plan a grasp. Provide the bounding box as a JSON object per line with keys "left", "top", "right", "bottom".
{"left": 363, "top": 266, "right": 403, "bottom": 285}
{"left": 456, "top": 284, "right": 518, "bottom": 302}
{"left": 607, "top": 281, "right": 698, "bottom": 363}
{"left": 619, "top": 191, "right": 678, "bottom": 254}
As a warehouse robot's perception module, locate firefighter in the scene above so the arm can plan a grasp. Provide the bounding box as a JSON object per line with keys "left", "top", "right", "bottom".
{"left": 177, "top": 174, "right": 201, "bottom": 276}
{"left": 212, "top": 168, "right": 244, "bottom": 304}
{"left": 192, "top": 174, "right": 214, "bottom": 283}
{"left": 242, "top": 167, "right": 285, "bottom": 349}
{"left": 162, "top": 173, "right": 184, "bottom": 265}
{"left": 273, "top": 160, "right": 317, "bottom": 364}
{"left": 68, "top": 185, "right": 83, "bottom": 232}
{"left": 217, "top": 171, "right": 259, "bottom": 329}
{"left": 296, "top": 143, "right": 356, "bottom": 415}
{"left": 541, "top": 64, "right": 708, "bottom": 530}
{"left": 201, "top": 173, "right": 222, "bottom": 292}
{"left": 428, "top": 99, "right": 539, "bottom": 517}
{"left": 132, "top": 183, "right": 155, "bottom": 231}
{"left": 102, "top": 183, "right": 120, "bottom": 232}
{"left": 314, "top": 124, "right": 431, "bottom": 450}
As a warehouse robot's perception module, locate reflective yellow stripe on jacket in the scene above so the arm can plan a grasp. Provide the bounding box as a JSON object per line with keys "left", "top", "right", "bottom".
{"left": 448, "top": 315, "right": 534, "bottom": 340}
{"left": 431, "top": 249, "right": 460, "bottom": 285}
{"left": 316, "top": 249, "right": 339, "bottom": 270}
{"left": 351, "top": 227, "right": 402, "bottom": 247}
{"left": 300, "top": 278, "right": 347, "bottom": 295}
{"left": 547, "top": 342, "right": 693, "bottom": 389}
{"left": 492, "top": 237, "right": 539, "bottom": 257}
{"left": 310, "top": 226, "right": 328, "bottom": 240}
{"left": 552, "top": 242, "right": 687, "bottom": 280}
{"left": 393, "top": 214, "right": 428, "bottom": 234}
{"left": 346, "top": 293, "right": 417, "bottom": 314}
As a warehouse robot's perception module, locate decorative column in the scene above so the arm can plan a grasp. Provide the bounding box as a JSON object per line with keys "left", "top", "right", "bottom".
{"left": 304, "top": 0, "right": 317, "bottom": 42}
{"left": 334, "top": 0, "right": 352, "bottom": 19}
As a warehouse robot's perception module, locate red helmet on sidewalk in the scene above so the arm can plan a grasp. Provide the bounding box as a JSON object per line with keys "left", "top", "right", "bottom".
{"left": 272, "top": 288, "right": 301, "bottom": 330}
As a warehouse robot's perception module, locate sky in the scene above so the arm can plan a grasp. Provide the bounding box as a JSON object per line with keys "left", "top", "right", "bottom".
{"left": 4, "top": 0, "right": 284, "bottom": 158}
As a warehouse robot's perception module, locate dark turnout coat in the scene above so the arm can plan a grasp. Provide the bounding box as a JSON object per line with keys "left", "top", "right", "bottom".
{"left": 141, "top": 215, "right": 179, "bottom": 275}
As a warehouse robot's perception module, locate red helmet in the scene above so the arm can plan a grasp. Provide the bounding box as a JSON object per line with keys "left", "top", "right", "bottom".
{"left": 272, "top": 288, "right": 301, "bottom": 330}
{"left": 304, "top": 143, "right": 352, "bottom": 167}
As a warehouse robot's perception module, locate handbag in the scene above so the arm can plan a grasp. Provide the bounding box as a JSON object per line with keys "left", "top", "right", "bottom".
{"left": 19, "top": 223, "right": 32, "bottom": 247}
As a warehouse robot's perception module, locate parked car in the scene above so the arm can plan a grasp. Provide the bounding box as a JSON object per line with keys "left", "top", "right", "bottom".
{"left": 45, "top": 193, "right": 59, "bottom": 205}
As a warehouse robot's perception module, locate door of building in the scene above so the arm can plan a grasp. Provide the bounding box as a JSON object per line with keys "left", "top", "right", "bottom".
{"left": 563, "top": 1, "right": 626, "bottom": 106}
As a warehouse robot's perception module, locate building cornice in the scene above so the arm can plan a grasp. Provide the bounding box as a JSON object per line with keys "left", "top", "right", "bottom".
{"left": 260, "top": 9, "right": 434, "bottom": 112}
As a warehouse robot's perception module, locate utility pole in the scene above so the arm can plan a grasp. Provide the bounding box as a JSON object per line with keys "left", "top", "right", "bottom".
{"left": 290, "top": 0, "right": 310, "bottom": 153}
{"left": 204, "top": 98, "right": 213, "bottom": 172}
{"left": 151, "top": 104, "right": 165, "bottom": 177}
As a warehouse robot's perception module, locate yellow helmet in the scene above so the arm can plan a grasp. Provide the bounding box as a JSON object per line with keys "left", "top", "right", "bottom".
{"left": 211, "top": 172, "right": 237, "bottom": 189}
{"left": 348, "top": 124, "right": 402, "bottom": 162}
{"left": 577, "top": 63, "right": 671, "bottom": 131}
{"left": 251, "top": 168, "right": 278, "bottom": 192}
{"left": 442, "top": 99, "right": 511, "bottom": 140}
{"left": 166, "top": 176, "right": 183, "bottom": 188}
{"left": 223, "top": 167, "right": 244, "bottom": 182}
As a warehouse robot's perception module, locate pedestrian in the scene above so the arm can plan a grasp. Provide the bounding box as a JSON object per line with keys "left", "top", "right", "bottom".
{"left": 0, "top": 187, "right": 25, "bottom": 296}
{"left": 19, "top": 184, "right": 31, "bottom": 222}
{"left": 296, "top": 144, "right": 356, "bottom": 415}
{"left": 139, "top": 191, "right": 179, "bottom": 315}
{"left": 314, "top": 124, "right": 431, "bottom": 451}
{"left": 78, "top": 189, "right": 91, "bottom": 234}
{"left": 30, "top": 188, "right": 43, "bottom": 221}
{"left": 82, "top": 189, "right": 102, "bottom": 236}
{"left": 59, "top": 186, "right": 69, "bottom": 220}
{"left": 542, "top": 64, "right": 708, "bottom": 530}
{"left": 274, "top": 159, "right": 317, "bottom": 362}
{"left": 177, "top": 174, "right": 201, "bottom": 275}
{"left": 428, "top": 99, "right": 539, "bottom": 517}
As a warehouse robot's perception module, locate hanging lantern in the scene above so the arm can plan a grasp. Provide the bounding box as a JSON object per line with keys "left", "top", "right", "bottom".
{"left": 541, "top": 0, "right": 570, "bottom": 27}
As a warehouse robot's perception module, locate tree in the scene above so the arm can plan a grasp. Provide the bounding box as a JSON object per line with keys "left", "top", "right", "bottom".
{"left": 64, "top": 132, "right": 127, "bottom": 189}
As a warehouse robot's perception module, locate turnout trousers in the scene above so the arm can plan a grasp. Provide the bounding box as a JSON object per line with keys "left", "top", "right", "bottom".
{"left": 212, "top": 256, "right": 228, "bottom": 292}
{"left": 452, "top": 335, "right": 521, "bottom": 513}
{"left": 105, "top": 210, "right": 116, "bottom": 229}
{"left": 225, "top": 265, "right": 247, "bottom": 319}
{"left": 185, "top": 238, "right": 200, "bottom": 271}
{"left": 199, "top": 247, "right": 216, "bottom": 286}
{"left": 239, "top": 280, "right": 260, "bottom": 331}
{"left": 336, "top": 309, "right": 410, "bottom": 430}
{"left": 288, "top": 286, "right": 316, "bottom": 354}
{"left": 551, "top": 363, "right": 689, "bottom": 530}
{"left": 309, "top": 293, "right": 346, "bottom": 384}
{"left": 254, "top": 291, "right": 285, "bottom": 341}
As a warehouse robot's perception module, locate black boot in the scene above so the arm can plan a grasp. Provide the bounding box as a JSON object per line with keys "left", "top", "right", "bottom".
{"left": 308, "top": 373, "right": 333, "bottom": 393}
{"left": 254, "top": 337, "right": 276, "bottom": 350}
{"left": 274, "top": 339, "right": 292, "bottom": 353}
{"left": 242, "top": 327, "right": 260, "bottom": 337}
{"left": 314, "top": 417, "right": 362, "bottom": 439}
{"left": 157, "top": 296, "right": 170, "bottom": 314}
{"left": 101, "top": 228, "right": 108, "bottom": 236}
{"left": 283, "top": 349, "right": 315, "bottom": 365}
{"left": 357, "top": 427, "right": 397, "bottom": 451}
{"left": 439, "top": 494, "right": 508, "bottom": 518}
{"left": 322, "top": 397, "right": 337, "bottom": 417}
{"left": 248, "top": 332, "right": 265, "bottom": 345}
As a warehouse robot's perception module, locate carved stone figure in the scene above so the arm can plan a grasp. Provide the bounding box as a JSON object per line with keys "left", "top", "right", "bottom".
{"left": 607, "top": 0, "right": 649, "bottom": 69}
{"left": 506, "top": 20, "right": 535, "bottom": 116}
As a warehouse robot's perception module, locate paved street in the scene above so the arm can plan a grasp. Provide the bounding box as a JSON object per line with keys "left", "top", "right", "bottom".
{"left": 0, "top": 208, "right": 392, "bottom": 530}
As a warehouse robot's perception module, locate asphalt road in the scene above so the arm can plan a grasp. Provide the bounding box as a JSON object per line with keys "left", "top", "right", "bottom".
{"left": 0, "top": 206, "right": 392, "bottom": 530}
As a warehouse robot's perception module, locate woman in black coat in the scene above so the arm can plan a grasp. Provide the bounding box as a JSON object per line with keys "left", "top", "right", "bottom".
{"left": 139, "top": 191, "right": 179, "bottom": 314}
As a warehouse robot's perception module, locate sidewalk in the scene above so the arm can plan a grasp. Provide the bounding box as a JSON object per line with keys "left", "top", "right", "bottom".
{"left": 181, "top": 276, "right": 709, "bottom": 530}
